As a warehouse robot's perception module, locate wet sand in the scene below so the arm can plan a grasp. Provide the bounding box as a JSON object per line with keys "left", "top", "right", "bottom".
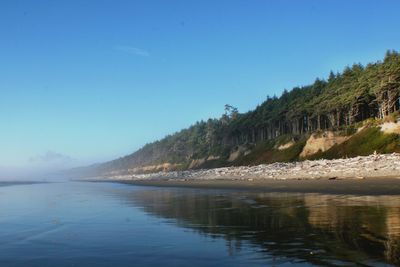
{"left": 98, "top": 177, "right": 400, "bottom": 195}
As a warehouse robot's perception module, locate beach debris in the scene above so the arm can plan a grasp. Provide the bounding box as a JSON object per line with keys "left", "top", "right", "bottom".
{"left": 91, "top": 153, "right": 400, "bottom": 182}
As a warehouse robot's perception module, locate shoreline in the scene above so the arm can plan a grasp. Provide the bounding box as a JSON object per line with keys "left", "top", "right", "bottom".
{"left": 80, "top": 153, "right": 400, "bottom": 195}
{"left": 87, "top": 177, "right": 400, "bottom": 195}
{"left": 93, "top": 153, "right": 400, "bottom": 181}
{"left": 0, "top": 181, "right": 45, "bottom": 187}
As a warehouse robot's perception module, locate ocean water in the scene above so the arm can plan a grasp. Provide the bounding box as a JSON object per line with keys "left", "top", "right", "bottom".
{"left": 0, "top": 181, "right": 399, "bottom": 266}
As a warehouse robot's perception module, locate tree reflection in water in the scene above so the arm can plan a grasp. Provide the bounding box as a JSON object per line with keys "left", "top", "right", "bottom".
{"left": 122, "top": 188, "right": 400, "bottom": 266}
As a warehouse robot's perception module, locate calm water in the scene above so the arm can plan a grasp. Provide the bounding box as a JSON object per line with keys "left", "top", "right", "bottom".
{"left": 0, "top": 182, "right": 400, "bottom": 266}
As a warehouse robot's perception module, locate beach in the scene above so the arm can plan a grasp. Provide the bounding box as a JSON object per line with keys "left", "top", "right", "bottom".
{"left": 83, "top": 153, "right": 400, "bottom": 194}
{"left": 108, "top": 177, "right": 400, "bottom": 194}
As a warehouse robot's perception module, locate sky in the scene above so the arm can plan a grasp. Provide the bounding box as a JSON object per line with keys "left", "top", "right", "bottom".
{"left": 1, "top": 0, "right": 400, "bottom": 176}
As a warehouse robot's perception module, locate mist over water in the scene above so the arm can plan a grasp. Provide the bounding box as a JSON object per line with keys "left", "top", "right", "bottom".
{"left": 0, "top": 167, "right": 70, "bottom": 182}
{"left": 1, "top": 181, "right": 400, "bottom": 266}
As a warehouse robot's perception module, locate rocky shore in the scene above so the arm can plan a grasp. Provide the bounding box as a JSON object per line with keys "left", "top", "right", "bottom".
{"left": 92, "top": 153, "right": 400, "bottom": 182}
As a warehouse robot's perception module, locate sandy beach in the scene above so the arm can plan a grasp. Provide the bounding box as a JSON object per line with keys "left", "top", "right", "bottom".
{"left": 80, "top": 153, "right": 400, "bottom": 194}
{"left": 96, "top": 153, "right": 400, "bottom": 181}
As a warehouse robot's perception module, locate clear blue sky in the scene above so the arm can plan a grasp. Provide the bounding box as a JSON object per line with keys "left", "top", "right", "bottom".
{"left": 1, "top": 0, "right": 400, "bottom": 172}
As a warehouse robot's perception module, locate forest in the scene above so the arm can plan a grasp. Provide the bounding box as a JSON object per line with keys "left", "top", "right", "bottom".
{"left": 94, "top": 50, "right": 400, "bottom": 175}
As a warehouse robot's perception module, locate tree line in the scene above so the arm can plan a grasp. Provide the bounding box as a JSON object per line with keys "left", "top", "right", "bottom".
{"left": 98, "top": 50, "right": 400, "bottom": 173}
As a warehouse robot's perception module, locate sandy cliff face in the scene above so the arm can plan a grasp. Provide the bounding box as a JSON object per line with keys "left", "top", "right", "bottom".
{"left": 188, "top": 158, "right": 206, "bottom": 169}
{"left": 381, "top": 122, "right": 400, "bottom": 134}
{"left": 300, "top": 131, "right": 350, "bottom": 157}
{"left": 127, "top": 163, "right": 181, "bottom": 174}
{"left": 277, "top": 140, "right": 295, "bottom": 150}
{"left": 228, "top": 145, "right": 250, "bottom": 162}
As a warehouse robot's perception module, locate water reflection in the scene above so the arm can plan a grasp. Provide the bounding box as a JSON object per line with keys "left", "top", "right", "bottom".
{"left": 122, "top": 188, "right": 400, "bottom": 266}
{"left": 1, "top": 182, "right": 400, "bottom": 266}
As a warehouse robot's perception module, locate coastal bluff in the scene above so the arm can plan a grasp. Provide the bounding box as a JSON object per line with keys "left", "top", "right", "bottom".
{"left": 72, "top": 51, "right": 400, "bottom": 178}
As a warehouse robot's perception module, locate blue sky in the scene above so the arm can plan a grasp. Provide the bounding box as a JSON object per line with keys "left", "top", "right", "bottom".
{"left": 1, "top": 0, "right": 400, "bottom": 172}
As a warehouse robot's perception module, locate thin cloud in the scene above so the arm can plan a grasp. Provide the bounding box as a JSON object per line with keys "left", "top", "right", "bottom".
{"left": 29, "top": 151, "right": 74, "bottom": 163}
{"left": 114, "top": 45, "right": 150, "bottom": 57}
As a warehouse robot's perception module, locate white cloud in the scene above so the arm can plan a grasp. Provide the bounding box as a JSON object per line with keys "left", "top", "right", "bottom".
{"left": 114, "top": 45, "right": 150, "bottom": 57}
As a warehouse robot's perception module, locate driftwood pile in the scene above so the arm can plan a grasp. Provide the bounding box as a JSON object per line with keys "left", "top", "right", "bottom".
{"left": 98, "top": 153, "right": 400, "bottom": 181}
